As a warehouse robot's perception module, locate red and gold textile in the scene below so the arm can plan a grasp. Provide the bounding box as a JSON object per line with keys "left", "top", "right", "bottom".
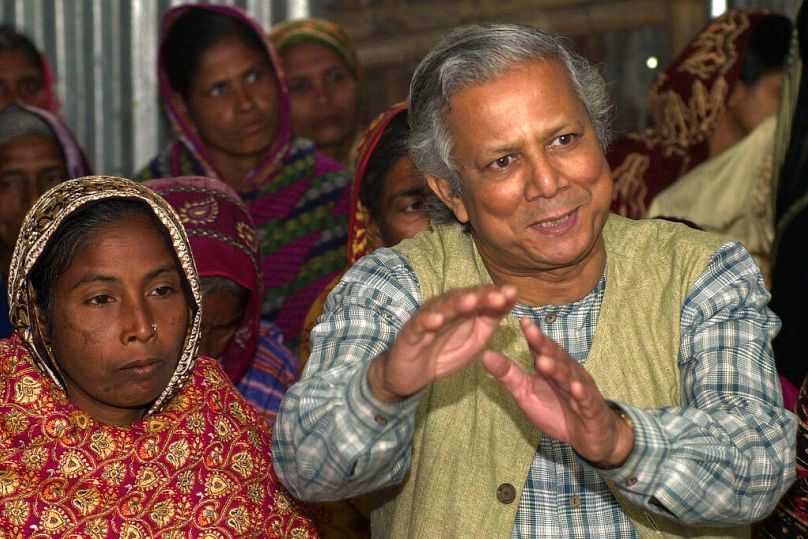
{"left": 0, "top": 336, "right": 317, "bottom": 538}
{"left": 608, "top": 9, "right": 770, "bottom": 218}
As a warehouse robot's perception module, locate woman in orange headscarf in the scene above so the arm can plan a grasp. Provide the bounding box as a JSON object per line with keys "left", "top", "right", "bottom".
{"left": 299, "top": 102, "right": 430, "bottom": 366}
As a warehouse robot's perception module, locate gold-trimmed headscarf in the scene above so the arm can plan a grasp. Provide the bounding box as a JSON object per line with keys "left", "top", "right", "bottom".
{"left": 607, "top": 9, "right": 772, "bottom": 218}
{"left": 347, "top": 100, "right": 408, "bottom": 264}
{"left": 270, "top": 17, "right": 365, "bottom": 115}
{"left": 6, "top": 175, "right": 202, "bottom": 415}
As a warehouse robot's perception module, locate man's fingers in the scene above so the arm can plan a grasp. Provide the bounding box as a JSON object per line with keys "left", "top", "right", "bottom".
{"left": 429, "top": 285, "right": 517, "bottom": 321}
{"left": 481, "top": 350, "right": 528, "bottom": 393}
{"left": 520, "top": 317, "right": 564, "bottom": 358}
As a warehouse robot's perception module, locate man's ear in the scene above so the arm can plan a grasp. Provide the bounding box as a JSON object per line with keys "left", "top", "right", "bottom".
{"left": 426, "top": 175, "right": 469, "bottom": 223}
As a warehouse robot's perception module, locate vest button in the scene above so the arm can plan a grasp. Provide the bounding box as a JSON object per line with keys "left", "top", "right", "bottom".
{"left": 496, "top": 483, "right": 516, "bottom": 504}
{"left": 544, "top": 312, "right": 557, "bottom": 324}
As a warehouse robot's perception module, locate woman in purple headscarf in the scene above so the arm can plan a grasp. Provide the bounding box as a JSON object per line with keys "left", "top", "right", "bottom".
{"left": 136, "top": 5, "right": 351, "bottom": 353}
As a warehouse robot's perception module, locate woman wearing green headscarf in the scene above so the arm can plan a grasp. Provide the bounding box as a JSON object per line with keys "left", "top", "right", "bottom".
{"left": 270, "top": 18, "right": 364, "bottom": 167}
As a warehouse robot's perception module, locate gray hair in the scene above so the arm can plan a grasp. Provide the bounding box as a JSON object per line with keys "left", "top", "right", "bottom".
{"left": 200, "top": 275, "right": 248, "bottom": 300}
{"left": 408, "top": 24, "right": 612, "bottom": 224}
{"left": 0, "top": 104, "right": 55, "bottom": 149}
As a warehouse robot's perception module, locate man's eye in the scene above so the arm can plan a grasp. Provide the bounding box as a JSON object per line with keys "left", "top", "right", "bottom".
{"left": 491, "top": 155, "right": 513, "bottom": 170}
{"left": 553, "top": 134, "right": 576, "bottom": 146}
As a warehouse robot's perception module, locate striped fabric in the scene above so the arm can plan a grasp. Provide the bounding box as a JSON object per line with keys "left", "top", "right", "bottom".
{"left": 239, "top": 137, "right": 350, "bottom": 352}
{"left": 237, "top": 321, "right": 301, "bottom": 427}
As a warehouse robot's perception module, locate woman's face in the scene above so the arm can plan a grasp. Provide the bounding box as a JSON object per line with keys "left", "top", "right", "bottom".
{"left": 46, "top": 213, "right": 189, "bottom": 425}
{"left": 181, "top": 35, "right": 279, "bottom": 163}
{"left": 283, "top": 41, "right": 359, "bottom": 154}
{"left": 198, "top": 286, "right": 246, "bottom": 359}
{"left": 0, "top": 51, "right": 48, "bottom": 110}
{"left": 366, "top": 155, "right": 430, "bottom": 250}
{"left": 0, "top": 135, "right": 68, "bottom": 257}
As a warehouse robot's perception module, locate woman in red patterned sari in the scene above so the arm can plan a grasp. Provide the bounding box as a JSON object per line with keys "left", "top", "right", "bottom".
{"left": 0, "top": 176, "right": 317, "bottom": 537}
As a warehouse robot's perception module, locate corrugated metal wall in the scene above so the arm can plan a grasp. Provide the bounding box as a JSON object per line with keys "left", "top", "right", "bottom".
{"left": 0, "top": 0, "right": 798, "bottom": 177}
{"left": 0, "top": 0, "right": 315, "bottom": 177}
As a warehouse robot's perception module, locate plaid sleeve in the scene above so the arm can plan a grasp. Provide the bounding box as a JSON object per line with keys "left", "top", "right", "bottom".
{"left": 272, "top": 248, "right": 423, "bottom": 501}
{"left": 600, "top": 242, "right": 797, "bottom": 524}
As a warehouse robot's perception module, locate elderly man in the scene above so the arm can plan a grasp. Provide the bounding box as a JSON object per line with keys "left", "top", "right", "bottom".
{"left": 273, "top": 24, "right": 796, "bottom": 538}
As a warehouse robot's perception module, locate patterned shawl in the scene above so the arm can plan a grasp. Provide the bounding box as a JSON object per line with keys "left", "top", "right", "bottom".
{"left": 145, "top": 176, "right": 261, "bottom": 385}
{"left": 269, "top": 17, "right": 365, "bottom": 117}
{"left": 0, "top": 175, "right": 317, "bottom": 537}
{"left": 146, "top": 176, "right": 302, "bottom": 426}
{"left": 137, "top": 4, "right": 351, "bottom": 352}
{"left": 608, "top": 9, "right": 770, "bottom": 218}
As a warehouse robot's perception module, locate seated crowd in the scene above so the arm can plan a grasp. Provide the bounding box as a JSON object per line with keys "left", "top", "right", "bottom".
{"left": 0, "top": 3, "right": 806, "bottom": 537}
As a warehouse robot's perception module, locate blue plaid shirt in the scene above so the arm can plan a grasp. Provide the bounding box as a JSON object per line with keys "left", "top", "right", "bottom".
{"left": 273, "top": 241, "right": 796, "bottom": 537}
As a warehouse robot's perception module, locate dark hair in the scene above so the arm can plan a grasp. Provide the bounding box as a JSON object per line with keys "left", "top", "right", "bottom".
{"left": 359, "top": 111, "right": 411, "bottom": 219}
{"left": 161, "top": 8, "right": 268, "bottom": 97}
{"left": 29, "top": 199, "right": 171, "bottom": 319}
{"left": 740, "top": 14, "right": 792, "bottom": 86}
{"left": 0, "top": 26, "right": 43, "bottom": 71}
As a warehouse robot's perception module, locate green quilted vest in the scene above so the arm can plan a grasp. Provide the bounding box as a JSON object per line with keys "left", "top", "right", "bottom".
{"left": 373, "top": 215, "right": 747, "bottom": 539}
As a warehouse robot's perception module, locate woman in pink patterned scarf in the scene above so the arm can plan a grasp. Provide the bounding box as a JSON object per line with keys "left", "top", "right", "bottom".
{"left": 147, "top": 176, "right": 300, "bottom": 426}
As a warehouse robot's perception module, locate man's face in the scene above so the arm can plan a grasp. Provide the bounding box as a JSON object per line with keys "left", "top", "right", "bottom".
{"left": 430, "top": 59, "right": 612, "bottom": 276}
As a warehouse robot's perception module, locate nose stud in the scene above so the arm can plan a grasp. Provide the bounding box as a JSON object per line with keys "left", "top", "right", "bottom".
{"left": 150, "top": 323, "right": 158, "bottom": 335}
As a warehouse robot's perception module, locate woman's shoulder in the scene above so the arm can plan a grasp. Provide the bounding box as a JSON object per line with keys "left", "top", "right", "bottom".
{"left": 285, "top": 137, "right": 350, "bottom": 178}
{"left": 132, "top": 141, "right": 205, "bottom": 181}
{"left": 0, "top": 335, "right": 60, "bottom": 410}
